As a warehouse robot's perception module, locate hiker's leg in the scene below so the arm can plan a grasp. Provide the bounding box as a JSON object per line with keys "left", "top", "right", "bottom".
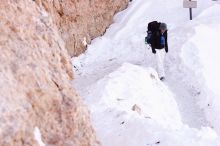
{"left": 156, "top": 49, "right": 165, "bottom": 78}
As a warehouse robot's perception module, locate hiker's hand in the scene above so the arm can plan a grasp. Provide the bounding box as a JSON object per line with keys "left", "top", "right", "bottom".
{"left": 165, "top": 47, "right": 168, "bottom": 53}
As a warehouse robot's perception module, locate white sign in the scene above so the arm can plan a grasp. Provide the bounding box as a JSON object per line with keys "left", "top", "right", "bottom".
{"left": 183, "top": 0, "right": 197, "bottom": 8}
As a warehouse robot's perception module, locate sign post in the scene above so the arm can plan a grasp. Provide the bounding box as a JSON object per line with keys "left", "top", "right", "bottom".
{"left": 183, "top": 0, "right": 197, "bottom": 20}
{"left": 189, "top": 0, "right": 192, "bottom": 20}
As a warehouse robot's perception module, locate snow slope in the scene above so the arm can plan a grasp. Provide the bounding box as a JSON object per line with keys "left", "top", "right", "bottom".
{"left": 72, "top": 0, "right": 220, "bottom": 145}
{"left": 181, "top": 4, "right": 220, "bottom": 134}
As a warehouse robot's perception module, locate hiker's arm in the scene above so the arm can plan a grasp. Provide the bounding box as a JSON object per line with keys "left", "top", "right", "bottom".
{"left": 165, "top": 31, "right": 168, "bottom": 53}
{"left": 151, "top": 33, "right": 156, "bottom": 54}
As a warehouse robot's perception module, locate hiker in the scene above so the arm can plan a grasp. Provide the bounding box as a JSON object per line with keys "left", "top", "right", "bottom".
{"left": 146, "top": 22, "right": 168, "bottom": 81}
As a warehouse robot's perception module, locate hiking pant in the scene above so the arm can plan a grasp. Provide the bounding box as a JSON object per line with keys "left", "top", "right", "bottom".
{"left": 155, "top": 49, "right": 166, "bottom": 78}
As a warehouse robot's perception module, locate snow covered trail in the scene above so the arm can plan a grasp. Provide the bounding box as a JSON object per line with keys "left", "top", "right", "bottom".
{"left": 73, "top": 0, "right": 210, "bottom": 128}
{"left": 72, "top": 0, "right": 220, "bottom": 145}
{"left": 165, "top": 25, "right": 208, "bottom": 128}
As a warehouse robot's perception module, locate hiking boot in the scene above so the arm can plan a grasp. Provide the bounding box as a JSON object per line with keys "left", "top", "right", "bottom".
{"left": 160, "top": 77, "right": 165, "bottom": 81}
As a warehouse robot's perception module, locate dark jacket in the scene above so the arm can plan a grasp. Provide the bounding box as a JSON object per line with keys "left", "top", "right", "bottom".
{"left": 151, "top": 30, "right": 168, "bottom": 53}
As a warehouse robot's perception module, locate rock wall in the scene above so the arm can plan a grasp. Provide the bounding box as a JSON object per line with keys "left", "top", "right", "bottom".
{"left": 0, "top": 0, "right": 101, "bottom": 146}
{"left": 35, "top": 0, "right": 129, "bottom": 56}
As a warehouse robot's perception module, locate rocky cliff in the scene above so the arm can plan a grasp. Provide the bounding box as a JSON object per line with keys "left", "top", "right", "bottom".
{"left": 0, "top": 0, "right": 128, "bottom": 145}
{"left": 35, "top": 0, "right": 129, "bottom": 56}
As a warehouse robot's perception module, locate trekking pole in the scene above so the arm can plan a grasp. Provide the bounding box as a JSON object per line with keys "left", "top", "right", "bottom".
{"left": 144, "top": 44, "right": 150, "bottom": 57}
{"left": 143, "top": 44, "right": 151, "bottom": 63}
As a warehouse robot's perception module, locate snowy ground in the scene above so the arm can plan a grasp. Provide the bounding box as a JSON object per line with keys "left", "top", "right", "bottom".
{"left": 72, "top": 0, "right": 220, "bottom": 145}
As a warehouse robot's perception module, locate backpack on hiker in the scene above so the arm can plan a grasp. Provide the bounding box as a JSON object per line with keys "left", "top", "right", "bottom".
{"left": 145, "top": 21, "right": 161, "bottom": 45}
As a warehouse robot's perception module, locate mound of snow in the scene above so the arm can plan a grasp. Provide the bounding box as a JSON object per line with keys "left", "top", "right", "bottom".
{"left": 86, "top": 63, "right": 182, "bottom": 128}
{"left": 83, "top": 63, "right": 219, "bottom": 146}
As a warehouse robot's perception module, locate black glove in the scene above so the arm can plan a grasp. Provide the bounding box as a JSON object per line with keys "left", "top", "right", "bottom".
{"left": 152, "top": 49, "right": 156, "bottom": 54}
{"left": 165, "top": 47, "right": 168, "bottom": 53}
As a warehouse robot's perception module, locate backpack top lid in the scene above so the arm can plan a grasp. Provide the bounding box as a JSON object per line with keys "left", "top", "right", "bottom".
{"left": 148, "top": 21, "right": 160, "bottom": 32}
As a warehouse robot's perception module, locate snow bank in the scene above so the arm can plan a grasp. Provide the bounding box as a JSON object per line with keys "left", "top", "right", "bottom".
{"left": 181, "top": 4, "right": 220, "bottom": 135}
{"left": 83, "top": 63, "right": 220, "bottom": 146}
{"left": 86, "top": 63, "right": 182, "bottom": 128}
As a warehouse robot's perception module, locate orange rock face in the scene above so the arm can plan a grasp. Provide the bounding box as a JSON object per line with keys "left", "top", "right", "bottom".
{"left": 0, "top": 0, "right": 108, "bottom": 145}
{"left": 35, "top": 0, "right": 129, "bottom": 56}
